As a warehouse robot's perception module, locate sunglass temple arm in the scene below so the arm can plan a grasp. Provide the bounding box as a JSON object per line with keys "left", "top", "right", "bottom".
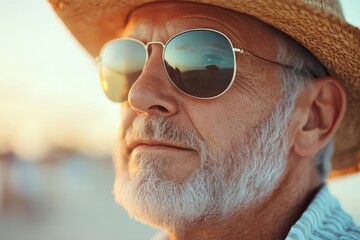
{"left": 233, "top": 47, "right": 313, "bottom": 76}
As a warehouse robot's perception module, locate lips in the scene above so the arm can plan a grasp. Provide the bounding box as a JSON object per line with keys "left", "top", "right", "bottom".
{"left": 126, "top": 140, "right": 193, "bottom": 154}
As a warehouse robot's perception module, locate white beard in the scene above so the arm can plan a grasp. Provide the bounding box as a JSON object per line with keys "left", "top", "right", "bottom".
{"left": 114, "top": 103, "right": 290, "bottom": 231}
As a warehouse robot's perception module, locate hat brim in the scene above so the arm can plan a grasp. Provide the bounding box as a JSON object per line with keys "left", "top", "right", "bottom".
{"left": 49, "top": 0, "right": 360, "bottom": 171}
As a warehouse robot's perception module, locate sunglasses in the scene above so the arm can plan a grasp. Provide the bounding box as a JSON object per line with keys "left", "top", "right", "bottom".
{"left": 98, "top": 28, "right": 294, "bottom": 102}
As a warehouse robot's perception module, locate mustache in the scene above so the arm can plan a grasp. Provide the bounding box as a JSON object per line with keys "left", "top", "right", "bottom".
{"left": 124, "top": 116, "right": 206, "bottom": 152}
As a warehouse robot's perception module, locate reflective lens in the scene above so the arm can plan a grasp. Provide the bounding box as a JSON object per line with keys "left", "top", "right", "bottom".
{"left": 99, "top": 39, "right": 146, "bottom": 102}
{"left": 164, "top": 30, "right": 235, "bottom": 98}
{"left": 98, "top": 29, "right": 236, "bottom": 102}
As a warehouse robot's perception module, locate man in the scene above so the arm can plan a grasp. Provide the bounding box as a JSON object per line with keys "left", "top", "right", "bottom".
{"left": 50, "top": 0, "right": 360, "bottom": 239}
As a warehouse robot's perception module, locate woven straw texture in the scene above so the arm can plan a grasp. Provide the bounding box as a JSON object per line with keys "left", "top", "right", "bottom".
{"left": 49, "top": 0, "right": 360, "bottom": 171}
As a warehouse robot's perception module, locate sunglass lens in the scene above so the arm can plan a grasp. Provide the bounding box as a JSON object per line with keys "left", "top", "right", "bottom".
{"left": 99, "top": 39, "right": 146, "bottom": 102}
{"left": 164, "top": 30, "right": 235, "bottom": 98}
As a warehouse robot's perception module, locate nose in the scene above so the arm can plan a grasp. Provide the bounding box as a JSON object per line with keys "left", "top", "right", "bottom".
{"left": 127, "top": 44, "right": 178, "bottom": 116}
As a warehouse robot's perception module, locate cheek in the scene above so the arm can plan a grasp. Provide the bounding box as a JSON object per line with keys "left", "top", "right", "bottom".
{"left": 115, "top": 105, "right": 136, "bottom": 172}
{"left": 184, "top": 86, "right": 280, "bottom": 151}
{"left": 185, "top": 101, "right": 253, "bottom": 150}
{"left": 118, "top": 104, "right": 136, "bottom": 139}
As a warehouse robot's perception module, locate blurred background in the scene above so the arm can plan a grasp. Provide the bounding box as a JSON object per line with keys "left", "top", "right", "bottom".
{"left": 0, "top": 0, "right": 359, "bottom": 239}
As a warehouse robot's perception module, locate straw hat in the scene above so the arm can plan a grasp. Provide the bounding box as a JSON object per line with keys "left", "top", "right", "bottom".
{"left": 49, "top": 0, "right": 360, "bottom": 172}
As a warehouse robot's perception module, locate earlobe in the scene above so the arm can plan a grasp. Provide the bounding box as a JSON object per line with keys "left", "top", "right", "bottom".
{"left": 293, "top": 77, "right": 346, "bottom": 158}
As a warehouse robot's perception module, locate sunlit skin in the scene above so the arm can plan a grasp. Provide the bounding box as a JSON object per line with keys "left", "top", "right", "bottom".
{"left": 116, "top": 2, "right": 347, "bottom": 240}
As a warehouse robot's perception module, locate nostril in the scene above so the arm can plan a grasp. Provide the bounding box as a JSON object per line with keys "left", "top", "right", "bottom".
{"left": 149, "top": 105, "right": 168, "bottom": 113}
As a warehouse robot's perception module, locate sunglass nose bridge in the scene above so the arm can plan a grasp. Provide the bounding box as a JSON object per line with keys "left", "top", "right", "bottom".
{"left": 145, "top": 41, "right": 165, "bottom": 49}
{"left": 145, "top": 41, "right": 165, "bottom": 56}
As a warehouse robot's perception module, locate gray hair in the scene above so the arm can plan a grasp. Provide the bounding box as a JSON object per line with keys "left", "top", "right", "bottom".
{"left": 276, "top": 32, "right": 334, "bottom": 181}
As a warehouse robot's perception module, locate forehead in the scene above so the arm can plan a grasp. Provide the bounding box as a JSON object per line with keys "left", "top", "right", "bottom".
{"left": 124, "top": 2, "right": 281, "bottom": 50}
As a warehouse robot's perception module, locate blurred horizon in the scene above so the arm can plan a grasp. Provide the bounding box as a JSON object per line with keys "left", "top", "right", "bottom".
{"left": 0, "top": 0, "right": 119, "bottom": 161}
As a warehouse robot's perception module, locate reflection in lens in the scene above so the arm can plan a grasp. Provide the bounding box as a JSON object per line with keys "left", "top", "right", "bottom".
{"left": 164, "top": 30, "right": 235, "bottom": 98}
{"left": 99, "top": 39, "right": 146, "bottom": 102}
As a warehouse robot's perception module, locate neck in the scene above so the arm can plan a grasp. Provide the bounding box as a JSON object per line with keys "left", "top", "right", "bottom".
{"left": 167, "top": 160, "right": 321, "bottom": 240}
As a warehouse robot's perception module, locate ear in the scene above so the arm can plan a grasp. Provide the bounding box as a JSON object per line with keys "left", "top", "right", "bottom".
{"left": 291, "top": 77, "right": 347, "bottom": 158}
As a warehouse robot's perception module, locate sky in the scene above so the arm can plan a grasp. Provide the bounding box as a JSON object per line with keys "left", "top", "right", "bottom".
{"left": 0, "top": 0, "right": 119, "bottom": 159}
{"left": 0, "top": 0, "right": 359, "bottom": 160}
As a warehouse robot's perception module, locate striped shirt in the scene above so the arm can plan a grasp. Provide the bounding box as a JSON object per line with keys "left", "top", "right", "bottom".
{"left": 286, "top": 185, "right": 360, "bottom": 239}
{"left": 152, "top": 185, "right": 360, "bottom": 240}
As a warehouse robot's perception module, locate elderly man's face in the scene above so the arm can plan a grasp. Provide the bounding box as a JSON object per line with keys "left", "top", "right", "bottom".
{"left": 114, "top": 2, "right": 289, "bottom": 229}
